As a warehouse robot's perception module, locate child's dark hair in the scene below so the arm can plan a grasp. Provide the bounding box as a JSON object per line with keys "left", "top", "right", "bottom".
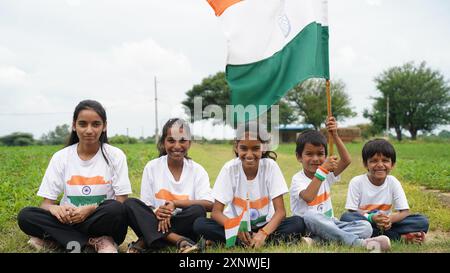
{"left": 362, "top": 138, "right": 396, "bottom": 165}
{"left": 234, "top": 121, "right": 277, "bottom": 160}
{"left": 295, "top": 130, "right": 328, "bottom": 156}
{"left": 157, "top": 118, "right": 192, "bottom": 159}
{"left": 67, "top": 99, "right": 109, "bottom": 164}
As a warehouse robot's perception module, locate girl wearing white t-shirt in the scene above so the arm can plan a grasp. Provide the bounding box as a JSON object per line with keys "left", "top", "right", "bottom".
{"left": 193, "top": 122, "right": 305, "bottom": 249}
{"left": 124, "top": 118, "right": 213, "bottom": 253}
{"left": 18, "top": 100, "right": 132, "bottom": 253}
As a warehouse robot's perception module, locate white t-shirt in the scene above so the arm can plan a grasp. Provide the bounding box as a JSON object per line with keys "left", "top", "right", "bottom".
{"left": 140, "top": 155, "right": 213, "bottom": 209}
{"left": 213, "top": 158, "right": 288, "bottom": 228}
{"left": 290, "top": 170, "right": 340, "bottom": 218}
{"left": 345, "top": 174, "right": 409, "bottom": 214}
{"left": 37, "top": 143, "right": 132, "bottom": 206}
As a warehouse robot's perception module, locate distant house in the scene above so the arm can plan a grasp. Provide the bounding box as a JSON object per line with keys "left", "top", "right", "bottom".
{"left": 278, "top": 124, "right": 362, "bottom": 143}
{"left": 278, "top": 124, "right": 314, "bottom": 143}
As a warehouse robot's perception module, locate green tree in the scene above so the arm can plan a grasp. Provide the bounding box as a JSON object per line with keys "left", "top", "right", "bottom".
{"left": 109, "top": 135, "right": 138, "bottom": 144}
{"left": 182, "top": 71, "right": 297, "bottom": 126}
{"left": 355, "top": 123, "right": 383, "bottom": 139}
{"left": 365, "top": 62, "right": 450, "bottom": 140}
{"left": 0, "top": 132, "right": 35, "bottom": 146}
{"left": 438, "top": 130, "right": 450, "bottom": 139}
{"left": 41, "top": 124, "right": 71, "bottom": 145}
{"left": 285, "top": 79, "right": 356, "bottom": 130}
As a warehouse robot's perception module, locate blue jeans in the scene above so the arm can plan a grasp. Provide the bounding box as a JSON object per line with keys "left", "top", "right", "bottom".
{"left": 340, "top": 211, "right": 429, "bottom": 241}
{"left": 303, "top": 210, "right": 372, "bottom": 246}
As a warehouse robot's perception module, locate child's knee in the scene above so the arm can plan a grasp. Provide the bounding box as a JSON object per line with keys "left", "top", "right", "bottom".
{"left": 340, "top": 211, "right": 360, "bottom": 222}
{"left": 289, "top": 216, "right": 307, "bottom": 234}
{"left": 101, "top": 200, "right": 127, "bottom": 220}
{"left": 303, "top": 210, "right": 321, "bottom": 225}
{"left": 416, "top": 215, "right": 430, "bottom": 231}
{"left": 193, "top": 217, "right": 208, "bottom": 235}
{"left": 187, "top": 204, "right": 207, "bottom": 218}
{"left": 123, "top": 197, "right": 141, "bottom": 208}
{"left": 17, "top": 207, "right": 34, "bottom": 226}
{"left": 359, "top": 220, "right": 373, "bottom": 239}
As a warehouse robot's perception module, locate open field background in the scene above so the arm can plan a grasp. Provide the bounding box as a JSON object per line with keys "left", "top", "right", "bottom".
{"left": 0, "top": 142, "right": 449, "bottom": 252}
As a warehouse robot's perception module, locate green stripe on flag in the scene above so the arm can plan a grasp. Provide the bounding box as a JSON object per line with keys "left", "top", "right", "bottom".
{"left": 226, "top": 235, "right": 238, "bottom": 248}
{"left": 238, "top": 220, "right": 249, "bottom": 232}
{"left": 227, "top": 22, "right": 329, "bottom": 122}
{"left": 68, "top": 195, "right": 106, "bottom": 206}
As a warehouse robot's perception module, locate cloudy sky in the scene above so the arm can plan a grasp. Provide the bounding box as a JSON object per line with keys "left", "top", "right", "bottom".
{"left": 1, "top": 0, "right": 449, "bottom": 139}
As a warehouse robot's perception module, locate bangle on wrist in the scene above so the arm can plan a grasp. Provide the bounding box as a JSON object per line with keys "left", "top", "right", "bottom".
{"left": 260, "top": 227, "right": 270, "bottom": 237}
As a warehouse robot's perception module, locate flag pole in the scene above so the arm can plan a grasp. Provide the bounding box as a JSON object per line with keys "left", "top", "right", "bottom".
{"left": 326, "top": 79, "right": 334, "bottom": 156}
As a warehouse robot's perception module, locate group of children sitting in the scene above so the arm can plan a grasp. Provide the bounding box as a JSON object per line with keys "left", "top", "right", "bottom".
{"left": 17, "top": 100, "right": 429, "bottom": 253}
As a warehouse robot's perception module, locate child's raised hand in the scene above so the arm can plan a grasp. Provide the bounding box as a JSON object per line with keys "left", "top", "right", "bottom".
{"left": 326, "top": 116, "right": 338, "bottom": 136}
{"left": 321, "top": 156, "right": 338, "bottom": 172}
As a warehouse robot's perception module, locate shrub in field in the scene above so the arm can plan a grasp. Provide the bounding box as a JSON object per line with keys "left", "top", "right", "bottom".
{"left": 0, "top": 132, "right": 35, "bottom": 146}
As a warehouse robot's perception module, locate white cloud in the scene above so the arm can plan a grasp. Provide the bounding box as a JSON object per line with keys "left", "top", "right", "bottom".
{"left": 335, "top": 46, "right": 357, "bottom": 68}
{"left": 365, "top": 0, "right": 383, "bottom": 6}
{"left": 0, "top": 66, "right": 27, "bottom": 86}
{"left": 0, "top": 46, "right": 16, "bottom": 63}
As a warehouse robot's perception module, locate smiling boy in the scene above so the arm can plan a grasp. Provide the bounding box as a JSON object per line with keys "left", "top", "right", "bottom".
{"left": 340, "top": 139, "right": 429, "bottom": 244}
{"left": 289, "top": 117, "right": 391, "bottom": 251}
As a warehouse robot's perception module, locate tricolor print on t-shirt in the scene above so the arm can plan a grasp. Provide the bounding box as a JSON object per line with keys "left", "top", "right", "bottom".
{"left": 308, "top": 191, "right": 334, "bottom": 218}
{"left": 66, "top": 176, "right": 110, "bottom": 206}
{"left": 155, "top": 189, "right": 189, "bottom": 202}
{"left": 359, "top": 204, "right": 392, "bottom": 214}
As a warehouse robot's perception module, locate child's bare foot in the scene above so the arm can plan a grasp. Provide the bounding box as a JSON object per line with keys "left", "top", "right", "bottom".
{"left": 401, "top": 231, "right": 426, "bottom": 244}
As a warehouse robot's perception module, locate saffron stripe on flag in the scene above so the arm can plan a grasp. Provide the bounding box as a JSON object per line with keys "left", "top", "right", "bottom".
{"left": 207, "top": 0, "right": 242, "bottom": 16}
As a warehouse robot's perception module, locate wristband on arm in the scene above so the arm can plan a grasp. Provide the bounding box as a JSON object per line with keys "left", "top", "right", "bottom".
{"left": 364, "top": 213, "right": 374, "bottom": 223}
{"left": 314, "top": 166, "right": 329, "bottom": 182}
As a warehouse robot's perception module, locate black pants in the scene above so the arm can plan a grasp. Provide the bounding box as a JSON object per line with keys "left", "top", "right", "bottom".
{"left": 340, "top": 211, "right": 429, "bottom": 241}
{"left": 17, "top": 199, "right": 128, "bottom": 250}
{"left": 193, "top": 216, "right": 306, "bottom": 245}
{"left": 124, "top": 198, "right": 206, "bottom": 249}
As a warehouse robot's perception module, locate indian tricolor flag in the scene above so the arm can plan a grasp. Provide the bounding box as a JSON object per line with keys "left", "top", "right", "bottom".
{"left": 207, "top": 0, "right": 330, "bottom": 121}
{"left": 224, "top": 203, "right": 251, "bottom": 247}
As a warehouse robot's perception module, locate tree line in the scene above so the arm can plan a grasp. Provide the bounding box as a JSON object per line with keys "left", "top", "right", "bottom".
{"left": 2, "top": 61, "right": 449, "bottom": 146}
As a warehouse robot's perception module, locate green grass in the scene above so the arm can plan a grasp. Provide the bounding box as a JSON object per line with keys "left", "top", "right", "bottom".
{"left": 0, "top": 142, "right": 449, "bottom": 252}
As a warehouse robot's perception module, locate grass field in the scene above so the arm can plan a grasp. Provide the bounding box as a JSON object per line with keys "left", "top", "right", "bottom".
{"left": 0, "top": 141, "right": 449, "bottom": 253}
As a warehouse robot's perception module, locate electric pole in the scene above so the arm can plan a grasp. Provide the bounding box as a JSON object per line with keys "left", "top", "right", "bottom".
{"left": 385, "top": 96, "right": 389, "bottom": 138}
{"left": 154, "top": 76, "right": 159, "bottom": 144}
